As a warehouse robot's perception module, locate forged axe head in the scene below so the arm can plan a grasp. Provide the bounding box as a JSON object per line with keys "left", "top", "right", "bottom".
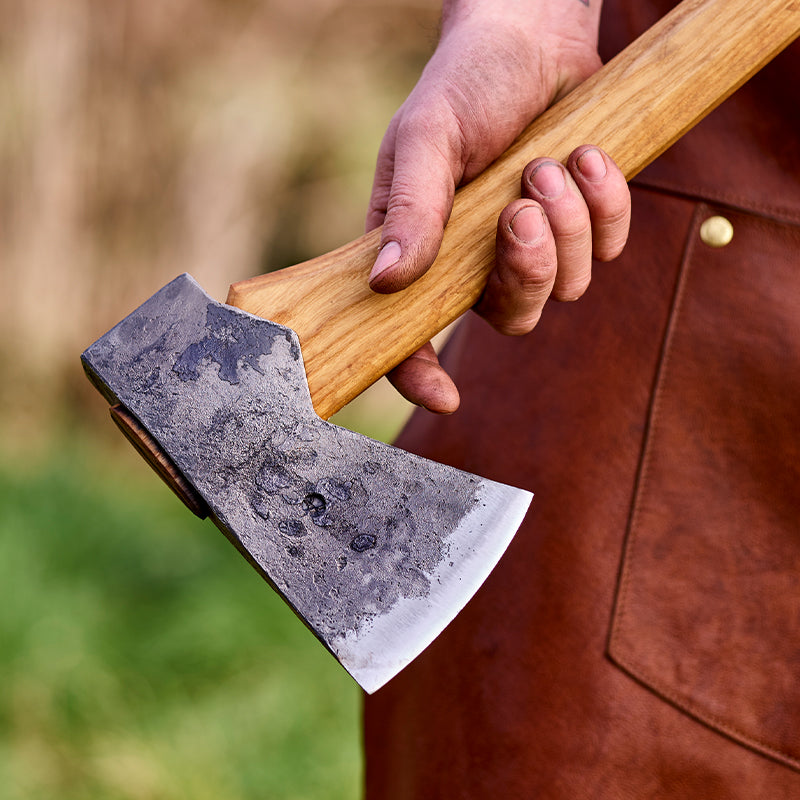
{"left": 82, "top": 274, "right": 532, "bottom": 693}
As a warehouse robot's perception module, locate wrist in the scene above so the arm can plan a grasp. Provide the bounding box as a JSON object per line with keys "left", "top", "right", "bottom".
{"left": 438, "top": 0, "right": 602, "bottom": 101}
{"left": 441, "top": 0, "right": 601, "bottom": 43}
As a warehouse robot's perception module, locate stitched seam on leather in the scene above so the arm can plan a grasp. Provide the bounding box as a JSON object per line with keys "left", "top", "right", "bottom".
{"left": 608, "top": 201, "right": 698, "bottom": 655}
{"left": 608, "top": 203, "right": 800, "bottom": 772}
{"left": 631, "top": 176, "right": 800, "bottom": 227}
{"left": 614, "top": 658, "right": 800, "bottom": 773}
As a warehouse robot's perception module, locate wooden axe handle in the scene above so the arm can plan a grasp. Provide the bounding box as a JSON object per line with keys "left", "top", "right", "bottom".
{"left": 228, "top": 0, "right": 800, "bottom": 420}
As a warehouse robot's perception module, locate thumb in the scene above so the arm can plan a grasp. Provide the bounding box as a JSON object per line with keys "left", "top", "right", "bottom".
{"left": 368, "top": 116, "right": 460, "bottom": 294}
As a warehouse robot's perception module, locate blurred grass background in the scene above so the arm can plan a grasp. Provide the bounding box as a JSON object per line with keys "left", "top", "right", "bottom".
{"left": 0, "top": 1, "right": 441, "bottom": 797}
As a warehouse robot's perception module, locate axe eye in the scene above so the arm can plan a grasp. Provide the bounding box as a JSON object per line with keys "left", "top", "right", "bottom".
{"left": 109, "top": 403, "right": 208, "bottom": 519}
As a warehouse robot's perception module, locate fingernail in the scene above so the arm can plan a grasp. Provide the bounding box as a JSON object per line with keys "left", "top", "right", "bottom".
{"left": 510, "top": 206, "right": 545, "bottom": 244}
{"left": 576, "top": 148, "right": 607, "bottom": 181}
{"left": 370, "top": 241, "right": 401, "bottom": 283}
{"left": 529, "top": 162, "right": 566, "bottom": 198}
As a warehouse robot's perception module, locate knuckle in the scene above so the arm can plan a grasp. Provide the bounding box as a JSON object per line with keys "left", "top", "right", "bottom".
{"left": 551, "top": 224, "right": 594, "bottom": 270}
{"left": 477, "top": 271, "right": 549, "bottom": 337}
{"left": 493, "top": 313, "right": 542, "bottom": 337}
{"left": 553, "top": 273, "right": 591, "bottom": 302}
{"left": 496, "top": 244, "right": 558, "bottom": 292}
{"left": 478, "top": 298, "right": 543, "bottom": 336}
{"left": 517, "top": 260, "right": 558, "bottom": 292}
{"left": 558, "top": 223, "right": 592, "bottom": 250}
{"left": 602, "top": 202, "right": 632, "bottom": 228}
{"left": 593, "top": 206, "right": 631, "bottom": 261}
{"left": 385, "top": 184, "right": 450, "bottom": 237}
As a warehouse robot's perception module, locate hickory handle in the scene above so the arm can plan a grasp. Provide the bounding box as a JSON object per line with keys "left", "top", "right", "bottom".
{"left": 228, "top": 0, "right": 800, "bottom": 421}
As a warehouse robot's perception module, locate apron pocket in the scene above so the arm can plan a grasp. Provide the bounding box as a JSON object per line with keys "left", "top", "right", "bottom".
{"left": 608, "top": 204, "right": 800, "bottom": 770}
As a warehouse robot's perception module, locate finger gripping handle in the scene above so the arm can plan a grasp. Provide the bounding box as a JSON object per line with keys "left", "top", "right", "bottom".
{"left": 228, "top": 0, "right": 800, "bottom": 420}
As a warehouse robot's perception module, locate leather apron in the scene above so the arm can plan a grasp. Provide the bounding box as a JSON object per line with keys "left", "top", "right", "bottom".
{"left": 364, "top": 2, "right": 800, "bottom": 796}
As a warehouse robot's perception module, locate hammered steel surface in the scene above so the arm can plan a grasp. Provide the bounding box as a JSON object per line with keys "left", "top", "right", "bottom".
{"left": 82, "top": 274, "right": 531, "bottom": 691}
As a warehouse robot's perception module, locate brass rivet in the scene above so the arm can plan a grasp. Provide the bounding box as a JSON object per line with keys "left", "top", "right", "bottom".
{"left": 699, "top": 215, "right": 734, "bottom": 248}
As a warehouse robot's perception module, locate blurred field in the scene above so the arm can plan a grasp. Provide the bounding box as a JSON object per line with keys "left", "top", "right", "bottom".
{"left": 0, "top": 1, "right": 440, "bottom": 797}
{"left": 1, "top": 437, "right": 362, "bottom": 799}
{"left": 0, "top": 0, "right": 439, "bottom": 435}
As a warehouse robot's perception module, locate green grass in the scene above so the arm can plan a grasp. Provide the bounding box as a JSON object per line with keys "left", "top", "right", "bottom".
{"left": 0, "top": 434, "right": 363, "bottom": 799}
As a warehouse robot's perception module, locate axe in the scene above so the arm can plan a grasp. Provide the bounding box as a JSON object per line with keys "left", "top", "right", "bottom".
{"left": 82, "top": 0, "right": 799, "bottom": 694}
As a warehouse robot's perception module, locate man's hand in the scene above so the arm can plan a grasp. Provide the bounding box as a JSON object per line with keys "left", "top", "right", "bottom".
{"left": 365, "top": 0, "right": 631, "bottom": 413}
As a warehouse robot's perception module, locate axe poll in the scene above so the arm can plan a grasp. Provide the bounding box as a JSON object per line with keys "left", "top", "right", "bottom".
{"left": 82, "top": 0, "right": 800, "bottom": 694}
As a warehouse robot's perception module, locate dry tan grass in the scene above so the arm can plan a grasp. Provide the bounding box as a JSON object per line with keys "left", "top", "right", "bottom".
{"left": 0, "top": 0, "right": 439, "bottom": 440}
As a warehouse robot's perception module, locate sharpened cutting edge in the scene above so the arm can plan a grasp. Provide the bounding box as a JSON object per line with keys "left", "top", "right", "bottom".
{"left": 331, "top": 481, "right": 531, "bottom": 693}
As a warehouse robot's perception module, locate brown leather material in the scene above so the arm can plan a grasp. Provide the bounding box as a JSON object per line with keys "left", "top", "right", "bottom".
{"left": 599, "top": 0, "right": 800, "bottom": 225}
{"left": 609, "top": 203, "right": 800, "bottom": 771}
{"left": 364, "top": 186, "right": 800, "bottom": 798}
{"left": 363, "top": 3, "right": 800, "bottom": 796}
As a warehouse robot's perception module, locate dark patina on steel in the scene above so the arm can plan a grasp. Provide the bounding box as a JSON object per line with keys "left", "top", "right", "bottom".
{"left": 81, "top": 275, "right": 527, "bottom": 690}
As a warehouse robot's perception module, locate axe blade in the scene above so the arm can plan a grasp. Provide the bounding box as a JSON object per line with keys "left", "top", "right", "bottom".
{"left": 81, "top": 274, "right": 531, "bottom": 693}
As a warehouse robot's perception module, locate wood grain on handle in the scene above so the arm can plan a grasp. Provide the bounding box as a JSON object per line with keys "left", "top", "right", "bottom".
{"left": 228, "top": 0, "right": 800, "bottom": 420}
